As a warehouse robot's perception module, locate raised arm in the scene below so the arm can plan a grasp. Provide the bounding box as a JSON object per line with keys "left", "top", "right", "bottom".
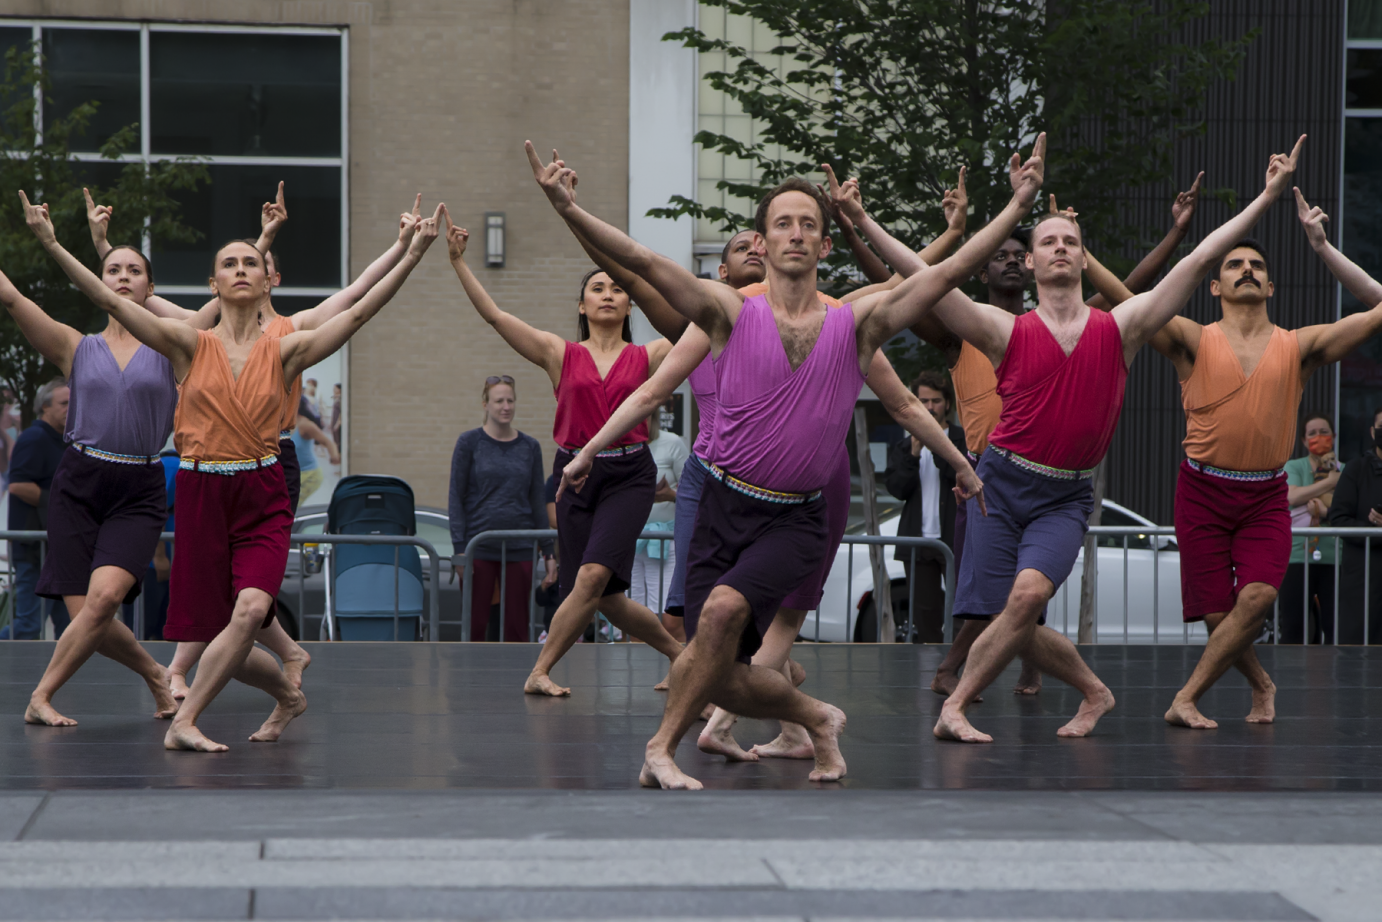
{"left": 1086, "top": 173, "right": 1202, "bottom": 310}
{"left": 0, "top": 269, "right": 83, "bottom": 375}
{"left": 84, "top": 187, "right": 208, "bottom": 324}
{"left": 24, "top": 192, "right": 197, "bottom": 375}
{"left": 1296, "top": 186, "right": 1382, "bottom": 310}
{"left": 1113, "top": 136, "right": 1306, "bottom": 359}
{"left": 280, "top": 204, "right": 440, "bottom": 380}
{"left": 256, "top": 181, "right": 287, "bottom": 255}
{"left": 569, "top": 223, "right": 688, "bottom": 342}
{"left": 1083, "top": 247, "right": 1135, "bottom": 309}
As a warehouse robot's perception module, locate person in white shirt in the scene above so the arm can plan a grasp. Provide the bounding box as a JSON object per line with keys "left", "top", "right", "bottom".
{"left": 629, "top": 408, "right": 688, "bottom": 617}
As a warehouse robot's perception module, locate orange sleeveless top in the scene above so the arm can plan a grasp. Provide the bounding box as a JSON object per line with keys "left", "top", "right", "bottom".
{"left": 1181, "top": 323, "right": 1302, "bottom": 472}
{"left": 175, "top": 330, "right": 287, "bottom": 462}
{"left": 737, "top": 281, "right": 844, "bottom": 308}
{"left": 264, "top": 316, "right": 302, "bottom": 433}
{"left": 950, "top": 340, "right": 1002, "bottom": 455}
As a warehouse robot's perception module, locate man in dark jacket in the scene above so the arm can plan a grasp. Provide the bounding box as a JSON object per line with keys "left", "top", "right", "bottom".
{"left": 883, "top": 371, "right": 966, "bottom": 643}
{"left": 1326, "top": 406, "right": 1382, "bottom": 644}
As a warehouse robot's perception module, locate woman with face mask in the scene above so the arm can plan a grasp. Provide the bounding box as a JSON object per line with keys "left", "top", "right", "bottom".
{"left": 1326, "top": 407, "right": 1382, "bottom": 644}
{"left": 1280, "top": 413, "right": 1340, "bottom": 643}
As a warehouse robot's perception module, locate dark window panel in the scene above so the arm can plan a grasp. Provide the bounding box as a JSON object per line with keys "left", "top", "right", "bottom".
{"left": 151, "top": 164, "right": 340, "bottom": 288}
{"left": 0, "top": 29, "right": 33, "bottom": 117}
{"left": 150, "top": 32, "right": 340, "bottom": 157}
{"left": 42, "top": 29, "right": 139, "bottom": 153}
{"left": 1351, "top": 0, "right": 1382, "bottom": 39}
{"left": 1341, "top": 118, "right": 1382, "bottom": 461}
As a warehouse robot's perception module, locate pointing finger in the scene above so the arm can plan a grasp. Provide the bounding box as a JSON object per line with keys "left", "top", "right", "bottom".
{"left": 431, "top": 202, "right": 445, "bottom": 224}
{"left": 1190, "top": 171, "right": 1204, "bottom": 194}
{"left": 524, "top": 140, "right": 545, "bottom": 176}
{"left": 957, "top": 165, "right": 967, "bottom": 195}
{"left": 18, "top": 189, "right": 31, "bottom": 208}
{"left": 1288, "top": 134, "right": 1307, "bottom": 166}
{"left": 821, "top": 163, "right": 840, "bottom": 196}
{"left": 1048, "top": 193, "right": 1058, "bottom": 215}
{"left": 83, "top": 187, "right": 94, "bottom": 209}
{"left": 413, "top": 193, "right": 422, "bottom": 218}
{"left": 440, "top": 203, "right": 454, "bottom": 231}
{"left": 1032, "top": 131, "right": 1047, "bottom": 160}
{"left": 276, "top": 181, "right": 285, "bottom": 208}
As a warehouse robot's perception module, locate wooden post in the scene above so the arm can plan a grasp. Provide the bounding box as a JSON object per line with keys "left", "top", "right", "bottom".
{"left": 1077, "top": 460, "right": 1107, "bottom": 643}
{"left": 852, "top": 407, "right": 896, "bottom": 643}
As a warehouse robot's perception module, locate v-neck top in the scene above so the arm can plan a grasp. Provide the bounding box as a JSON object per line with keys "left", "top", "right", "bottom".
{"left": 1181, "top": 322, "right": 1301, "bottom": 472}
{"left": 65, "top": 334, "right": 178, "bottom": 456}
{"left": 174, "top": 330, "right": 287, "bottom": 461}
{"left": 264, "top": 315, "right": 303, "bottom": 434}
{"left": 552, "top": 339, "right": 650, "bottom": 450}
{"left": 987, "top": 308, "right": 1127, "bottom": 471}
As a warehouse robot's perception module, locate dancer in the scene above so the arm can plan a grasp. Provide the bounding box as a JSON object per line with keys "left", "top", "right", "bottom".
{"left": 928, "top": 138, "right": 1305, "bottom": 744}
{"left": 442, "top": 209, "right": 686, "bottom": 697}
{"left": 0, "top": 250, "right": 178, "bottom": 726}
{"left": 534, "top": 134, "right": 1042, "bottom": 787}
{"left": 26, "top": 191, "right": 441, "bottom": 751}
{"left": 1159, "top": 180, "right": 1382, "bottom": 728}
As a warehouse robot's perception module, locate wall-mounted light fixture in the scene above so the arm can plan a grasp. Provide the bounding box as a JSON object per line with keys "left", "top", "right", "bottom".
{"left": 485, "top": 212, "right": 505, "bottom": 268}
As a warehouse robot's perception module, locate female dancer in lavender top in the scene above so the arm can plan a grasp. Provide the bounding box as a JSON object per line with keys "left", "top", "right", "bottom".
{"left": 0, "top": 247, "right": 180, "bottom": 727}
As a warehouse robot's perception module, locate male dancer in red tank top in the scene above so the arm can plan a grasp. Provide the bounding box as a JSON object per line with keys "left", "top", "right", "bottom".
{"left": 927, "top": 138, "right": 1307, "bottom": 743}
{"left": 1155, "top": 175, "right": 1382, "bottom": 730}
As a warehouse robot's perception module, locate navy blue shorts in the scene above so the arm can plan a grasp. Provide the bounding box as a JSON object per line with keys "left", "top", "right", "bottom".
{"left": 953, "top": 449, "right": 1092, "bottom": 619}
{"left": 664, "top": 453, "right": 709, "bottom": 616}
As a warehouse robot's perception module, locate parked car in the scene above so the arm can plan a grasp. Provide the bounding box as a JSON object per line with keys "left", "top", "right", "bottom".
{"left": 806, "top": 499, "right": 1196, "bottom": 644}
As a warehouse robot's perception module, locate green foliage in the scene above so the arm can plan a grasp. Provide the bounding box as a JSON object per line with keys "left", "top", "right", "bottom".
{"left": 0, "top": 43, "right": 206, "bottom": 426}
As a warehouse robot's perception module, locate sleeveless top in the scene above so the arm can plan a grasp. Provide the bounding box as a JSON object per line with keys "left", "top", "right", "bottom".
{"left": 987, "top": 308, "right": 1128, "bottom": 472}
{"left": 736, "top": 281, "right": 844, "bottom": 308}
{"left": 66, "top": 335, "right": 177, "bottom": 457}
{"left": 552, "top": 340, "right": 650, "bottom": 450}
{"left": 709, "top": 295, "right": 866, "bottom": 492}
{"left": 950, "top": 340, "right": 1002, "bottom": 456}
{"left": 174, "top": 330, "right": 288, "bottom": 462}
{"left": 1181, "top": 323, "right": 1302, "bottom": 472}
{"left": 264, "top": 315, "right": 302, "bottom": 434}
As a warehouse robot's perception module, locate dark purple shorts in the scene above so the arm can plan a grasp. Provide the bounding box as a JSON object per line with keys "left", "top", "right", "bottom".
{"left": 37, "top": 447, "right": 167, "bottom": 603}
{"left": 780, "top": 449, "right": 850, "bottom": 611}
{"left": 684, "top": 475, "right": 829, "bottom": 664}
{"left": 554, "top": 445, "right": 655, "bottom": 598}
{"left": 279, "top": 437, "right": 301, "bottom": 514}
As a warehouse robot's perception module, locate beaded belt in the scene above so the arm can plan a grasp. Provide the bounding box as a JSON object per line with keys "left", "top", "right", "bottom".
{"left": 278, "top": 430, "right": 292, "bottom": 441}
{"left": 179, "top": 455, "right": 279, "bottom": 475}
{"left": 989, "top": 445, "right": 1094, "bottom": 481}
{"left": 966, "top": 450, "right": 981, "bottom": 465}
{"left": 69, "top": 443, "right": 159, "bottom": 466}
{"left": 559, "top": 442, "right": 648, "bottom": 459}
{"left": 708, "top": 463, "right": 821, "bottom": 505}
{"left": 1186, "top": 459, "right": 1283, "bottom": 482}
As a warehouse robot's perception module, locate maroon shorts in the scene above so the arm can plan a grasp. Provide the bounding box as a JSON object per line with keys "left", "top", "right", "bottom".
{"left": 780, "top": 450, "right": 850, "bottom": 612}
{"left": 164, "top": 464, "right": 293, "bottom": 642}
{"left": 554, "top": 446, "right": 655, "bottom": 598}
{"left": 37, "top": 448, "right": 166, "bottom": 603}
{"left": 1174, "top": 460, "right": 1290, "bottom": 622}
{"left": 684, "top": 475, "right": 828, "bottom": 664}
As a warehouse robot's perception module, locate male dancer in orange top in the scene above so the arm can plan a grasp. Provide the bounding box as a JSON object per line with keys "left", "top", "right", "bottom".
{"left": 1159, "top": 176, "right": 1382, "bottom": 729}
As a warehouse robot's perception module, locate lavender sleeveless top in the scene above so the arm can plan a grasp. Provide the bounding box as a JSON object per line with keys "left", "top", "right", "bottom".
{"left": 66, "top": 335, "right": 178, "bottom": 457}
{"left": 688, "top": 355, "right": 717, "bottom": 458}
{"left": 708, "top": 295, "right": 866, "bottom": 492}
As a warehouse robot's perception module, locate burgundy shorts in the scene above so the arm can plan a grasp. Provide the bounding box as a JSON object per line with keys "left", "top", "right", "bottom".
{"left": 1174, "top": 460, "right": 1290, "bottom": 622}
{"left": 164, "top": 464, "right": 293, "bottom": 642}
{"left": 780, "top": 450, "right": 850, "bottom": 611}
{"left": 37, "top": 448, "right": 166, "bottom": 603}
{"left": 554, "top": 446, "right": 655, "bottom": 598}
{"left": 279, "top": 436, "right": 302, "bottom": 513}
{"left": 684, "top": 475, "right": 828, "bottom": 664}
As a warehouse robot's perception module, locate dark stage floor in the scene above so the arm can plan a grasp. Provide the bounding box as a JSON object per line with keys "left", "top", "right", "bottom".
{"left": 1, "top": 641, "right": 1379, "bottom": 792}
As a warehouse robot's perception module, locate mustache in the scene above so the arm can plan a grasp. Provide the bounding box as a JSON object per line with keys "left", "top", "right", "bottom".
{"left": 1235, "top": 276, "right": 1260, "bottom": 288}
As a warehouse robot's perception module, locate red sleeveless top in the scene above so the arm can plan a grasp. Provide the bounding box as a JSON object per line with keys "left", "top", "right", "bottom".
{"left": 552, "top": 340, "right": 650, "bottom": 450}
{"left": 986, "top": 309, "right": 1127, "bottom": 472}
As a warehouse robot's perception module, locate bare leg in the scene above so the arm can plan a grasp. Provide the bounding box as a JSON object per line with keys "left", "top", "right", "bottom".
{"left": 26, "top": 567, "right": 175, "bottom": 726}
{"left": 660, "top": 612, "right": 686, "bottom": 644}
{"left": 596, "top": 593, "right": 684, "bottom": 662}
{"left": 700, "top": 606, "right": 805, "bottom": 761}
{"left": 167, "top": 642, "right": 206, "bottom": 700}
{"left": 746, "top": 608, "right": 815, "bottom": 760}
{"left": 1166, "top": 583, "right": 1277, "bottom": 729}
{"left": 932, "top": 618, "right": 986, "bottom": 696}
{"left": 1018, "top": 625, "right": 1115, "bottom": 737}
{"left": 255, "top": 618, "right": 311, "bottom": 690}
{"left": 239, "top": 647, "right": 308, "bottom": 742}
{"left": 1013, "top": 658, "right": 1043, "bottom": 695}
{"left": 525, "top": 563, "right": 615, "bottom": 697}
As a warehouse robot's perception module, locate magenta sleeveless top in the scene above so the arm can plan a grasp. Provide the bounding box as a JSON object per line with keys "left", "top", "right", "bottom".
{"left": 986, "top": 309, "right": 1127, "bottom": 471}
{"left": 688, "top": 355, "right": 717, "bottom": 458}
{"left": 552, "top": 340, "right": 649, "bottom": 450}
{"left": 66, "top": 335, "right": 177, "bottom": 457}
{"left": 708, "top": 295, "right": 866, "bottom": 492}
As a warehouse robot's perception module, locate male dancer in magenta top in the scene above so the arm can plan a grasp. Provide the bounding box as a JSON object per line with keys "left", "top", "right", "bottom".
{"left": 926, "top": 137, "right": 1308, "bottom": 744}
{"left": 531, "top": 135, "right": 1044, "bottom": 789}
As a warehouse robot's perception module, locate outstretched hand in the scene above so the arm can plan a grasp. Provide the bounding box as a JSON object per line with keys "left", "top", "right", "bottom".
{"left": 83, "top": 188, "right": 112, "bottom": 242}
{"left": 399, "top": 193, "right": 423, "bottom": 245}
{"left": 556, "top": 453, "right": 592, "bottom": 502}
{"left": 942, "top": 166, "right": 968, "bottom": 234}
{"left": 526, "top": 141, "right": 579, "bottom": 211}
{"left": 1171, "top": 172, "right": 1204, "bottom": 231}
{"left": 1265, "top": 135, "right": 1306, "bottom": 198}
{"left": 822, "top": 163, "right": 866, "bottom": 226}
{"left": 18, "top": 191, "right": 55, "bottom": 244}
{"left": 1294, "top": 186, "right": 1329, "bottom": 250}
{"left": 261, "top": 181, "right": 288, "bottom": 233}
{"left": 407, "top": 203, "right": 443, "bottom": 258}
{"left": 1008, "top": 132, "right": 1046, "bottom": 205}
{"left": 441, "top": 205, "right": 469, "bottom": 262}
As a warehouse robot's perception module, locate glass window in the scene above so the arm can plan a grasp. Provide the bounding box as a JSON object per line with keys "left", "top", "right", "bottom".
{"left": 0, "top": 28, "right": 32, "bottom": 113}
{"left": 150, "top": 32, "right": 340, "bottom": 157}
{"left": 415, "top": 516, "right": 454, "bottom": 559}
{"left": 1351, "top": 0, "right": 1382, "bottom": 39}
{"left": 1348, "top": 49, "right": 1382, "bottom": 109}
{"left": 42, "top": 29, "right": 139, "bottom": 152}
{"left": 1341, "top": 120, "right": 1382, "bottom": 460}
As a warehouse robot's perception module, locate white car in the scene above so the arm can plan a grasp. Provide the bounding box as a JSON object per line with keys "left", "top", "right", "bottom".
{"left": 803, "top": 500, "right": 1197, "bottom": 644}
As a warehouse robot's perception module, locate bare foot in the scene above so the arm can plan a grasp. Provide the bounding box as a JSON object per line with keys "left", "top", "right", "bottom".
{"left": 146, "top": 668, "right": 179, "bottom": 719}
{"left": 1164, "top": 696, "right": 1217, "bottom": 730}
{"left": 524, "top": 671, "right": 571, "bottom": 697}
{"left": 1013, "top": 661, "right": 1042, "bottom": 695}
{"left": 654, "top": 673, "right": 670, "bottom": 691}
{"left": 250, "top": 690, "right": 307, "bottom": 742}
{"left": 169, "top": 671, "right": 190, "bottom": 701}
{"left": 933, "top": 702, "right": 993, "bottom": 743}
{"left": 164, "top": 722, "right": 229, "bottom": 752}
{"left": 697, "top": 717, "right": 757, "bottom": 762}
{"left": 750, "top": 721, "right": 814, "bottom": 760}
{"left": 803, "top": 705, "right": 847, "bottom": 781}
{"left": 24, "top": 698, "right": 76, "bottom": 727}
{"left": 282, "top": 647, "right": 311, "bottom": 690}
{"left": 788, "top": 659, "right": 806, "bottom": 687}
{"left": 1058, "top": 688, "right": 1116, "bottom": 738}
{"left": 639, "top": 748, "right": 703, "bottom": 790}
{"left": 1246, "top": 680, "right": 1276, "bottom": 724}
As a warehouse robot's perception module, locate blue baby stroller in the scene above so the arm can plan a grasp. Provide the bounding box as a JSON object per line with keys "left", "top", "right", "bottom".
{"left": 322, "top": 475, "right": 424, "bottom": 641}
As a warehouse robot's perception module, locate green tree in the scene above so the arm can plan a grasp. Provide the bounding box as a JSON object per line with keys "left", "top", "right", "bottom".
{"left": 0, "top": 44, "right": 207, "bottom": 427}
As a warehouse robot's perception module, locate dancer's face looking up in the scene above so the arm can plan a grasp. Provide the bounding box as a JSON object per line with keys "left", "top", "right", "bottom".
{"left": 101, "top": 247, "right": 153, "bottom": 304}
{"left": 979, "top": 236, "right": 1032, "bottom": 294}
{"left": 579, "top": 271, "right": 630, "bottom": 326}
{"left": 209, "top": 242, "right": 271, "bottom": 305}
{"left": 719, "top": 230, "right": 765, "bottom": 288}
{"left": 1210, "top": 246, "right": 1273, "bottom": 305}
{"left": 1026, "top": 216, "right": 1086, "bottom": 287}
{"left": 759, "top": 190, "right": 831, "bottom": 278}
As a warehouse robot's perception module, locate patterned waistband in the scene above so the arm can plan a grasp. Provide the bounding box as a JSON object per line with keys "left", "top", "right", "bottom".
{"left": 560, "top": 442, "right": 648, "bottom": 459}
{"left": 966, "top": 450, "right": 981, "bottom": 465}
{"left": 708, "top": 463, "right": 822, "bottom": 505}
{"left": 278, "top": 430, "right": 292, "bottom": 442}
{"left": 988, "top": 445, "right": 1095, "bottom": 481}
{"left": 68, "top": 443, "right": 160, "bottom": 466}
{"left": 179, "top": 455, "right": 279, "bottom": 475}
{"left": 1185, "top": 459, "right": 1284, "bottom": 482}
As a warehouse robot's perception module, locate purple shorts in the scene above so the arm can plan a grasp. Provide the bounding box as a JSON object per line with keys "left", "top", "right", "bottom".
{"left": 781, "top": 449, "right": 851, "bottom": 611}
{"left": 37, "top": 447, "right": 166, "bottom": 603}
{"left": 554, "top": 445, "right": 655, "bottom": 598}
{"left": 684, "top": 474, "right": 828, "bottom": 664}
{"left": 279, "top": 436, "right": 301, "bottom": 513}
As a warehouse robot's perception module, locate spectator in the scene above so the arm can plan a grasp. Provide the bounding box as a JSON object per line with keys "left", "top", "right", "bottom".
{"left": 449, "top": 376, "right": 554, "bottom": 642}
{"left": 2, "top": 379, "right": 70, "bottom": 639}
{"left": 534, "top": 471, "right": 563, "bottom": 635}
{"left": 292, "top": 394, "right": 339, "bottom": 505}
{"left": 629, "top": 408, "right": 687, "bottom": 618}
{"left": 1326, "top": 406, "right": 1382, "bottom": 644}
{"left": 883, "top": 371, "right": 966, "bottom": 643}
{"left": 329, "top": 383, "right": 342, "bottom": 449}
{"left": 1280, "top": 412, "right": 1339, "bottom": 643}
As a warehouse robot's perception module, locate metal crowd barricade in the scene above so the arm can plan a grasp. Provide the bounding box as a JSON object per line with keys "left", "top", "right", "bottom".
{"left": 804, "top": 535, "right": 956, "bottom": 644}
